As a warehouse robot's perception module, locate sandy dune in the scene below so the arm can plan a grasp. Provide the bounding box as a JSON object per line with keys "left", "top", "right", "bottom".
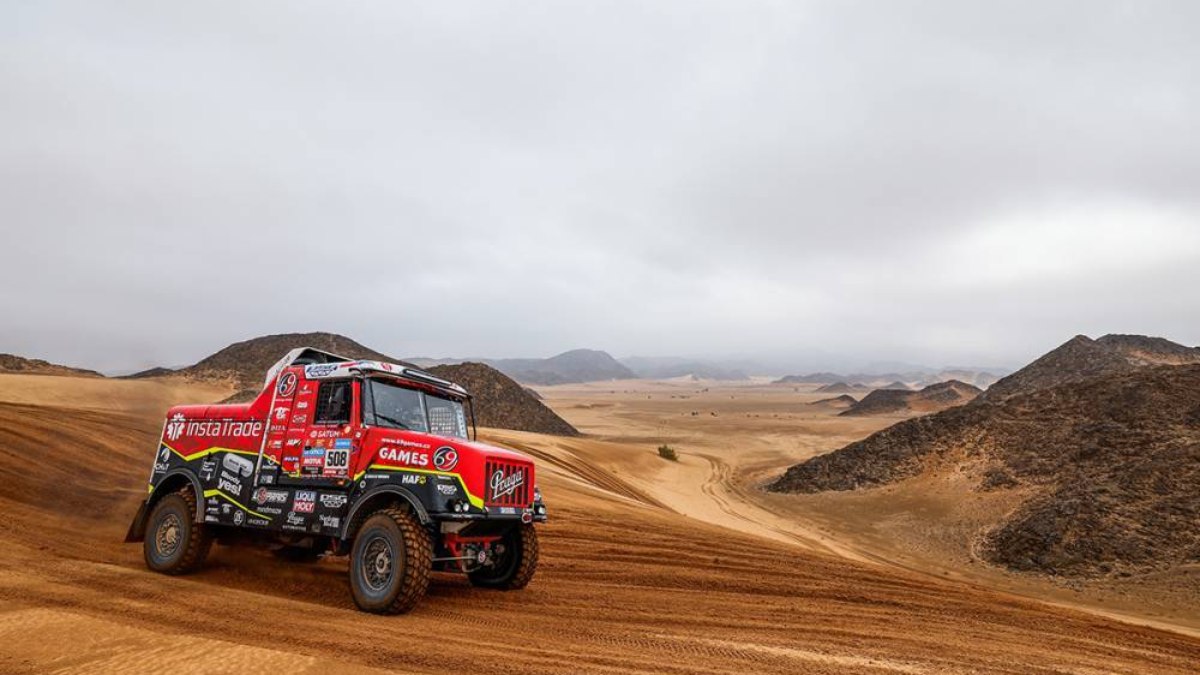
{"left": 0, "top": 374, "right": 1198, "bottom": 672}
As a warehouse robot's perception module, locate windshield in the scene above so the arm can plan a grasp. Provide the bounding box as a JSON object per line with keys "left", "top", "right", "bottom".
{"left": 365, "top": 378, "right": 468, "bottom": 439}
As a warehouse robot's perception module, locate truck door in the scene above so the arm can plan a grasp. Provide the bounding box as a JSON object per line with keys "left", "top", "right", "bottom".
{"left": 281, "top": 378, "right": 356, "bottom": 480}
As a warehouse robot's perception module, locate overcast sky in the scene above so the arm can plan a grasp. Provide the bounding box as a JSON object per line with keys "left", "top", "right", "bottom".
{"left": 3, "top": 1, "right": 1199, "bottom": 374}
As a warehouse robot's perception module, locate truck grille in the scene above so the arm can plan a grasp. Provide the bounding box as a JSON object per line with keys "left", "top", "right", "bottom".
{"left": 485, "top": 459, "right": 532, "bottom": 507}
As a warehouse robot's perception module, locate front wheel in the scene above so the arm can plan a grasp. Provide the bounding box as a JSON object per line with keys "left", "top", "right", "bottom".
{"left": 348, "top": 507, "right": 432, "bottom": 614}
{"left": 143, "top": 490, "right": 212, "bottom": 575}
{"left": 468, "top": 523, "right": 539, "bottom": 590}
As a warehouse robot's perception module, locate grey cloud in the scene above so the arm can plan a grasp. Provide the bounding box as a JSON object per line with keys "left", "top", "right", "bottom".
{"left": 2, "top": 1, "right": 1198, "bottom": 373}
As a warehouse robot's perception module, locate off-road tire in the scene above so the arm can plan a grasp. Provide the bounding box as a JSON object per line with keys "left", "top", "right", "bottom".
{"left": 349, "top": 507, "right": 432, "bottom": 614}
{"left": 468, "top": 523, "right": 539, "bottom": 590}
{"left": 143, "top": 489, "right": 212, "bottom": 575}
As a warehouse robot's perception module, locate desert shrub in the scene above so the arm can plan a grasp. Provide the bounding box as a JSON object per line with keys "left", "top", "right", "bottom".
{"left": 657, "top": 444, "right": 678, "bottom": 461}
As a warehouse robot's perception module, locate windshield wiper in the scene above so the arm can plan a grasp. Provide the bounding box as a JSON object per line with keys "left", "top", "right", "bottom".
{"left": 374, "top": 412, "right": 411, "bottom": 430}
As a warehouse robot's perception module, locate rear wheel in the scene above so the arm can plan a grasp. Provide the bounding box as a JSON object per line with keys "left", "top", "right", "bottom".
{"left": 468, "top": 523, "right": 539, "bottom": 590}
{"left": 143, "top": 490, "right": 212, "bottom": 575}
{"left": 348, "top": 507, "right": 432, "bottom": 614}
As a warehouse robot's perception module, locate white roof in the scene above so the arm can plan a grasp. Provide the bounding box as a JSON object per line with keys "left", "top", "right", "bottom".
{"left": 264, "top": 348, "right": 468, "bottom": 397}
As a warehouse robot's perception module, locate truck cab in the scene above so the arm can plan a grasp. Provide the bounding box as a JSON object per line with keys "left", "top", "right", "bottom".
{"left": 128, "top": 347, "right": 546, "bottom": 614}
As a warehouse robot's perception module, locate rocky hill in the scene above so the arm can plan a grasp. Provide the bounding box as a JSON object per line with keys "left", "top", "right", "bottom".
{"left": 429, "top": 363, "right": 578, "bottom": 436}
{"left": 840, "top": 380, "right": 981, "bottom": 417}
{"left": 178, "top": 332, "right": 397, "bottom": 389}
{"left": 808, "top": 394, "right": 858, "bottom": 409}
{"left": 815, "top": 382, "right": 869, "bottom": 394}
{"left": 0, "top": 354, "right": 102, "bottom": 378}
{"left": 981, "top": 334, "right": 1200, "bottom": 403}
{"left": 166, "top": 333, "right": 578, "bottom": 436}
{"left": 488, "top": 349, "right": 636, "bottom": 385}
{"left": 771, "top": 362, "right": 1200, "bottom": 578}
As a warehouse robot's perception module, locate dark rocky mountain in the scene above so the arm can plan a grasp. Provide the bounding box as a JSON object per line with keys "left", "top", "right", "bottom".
{"left": 809, "top": 394, "right": 858, "bottom": 408}
{"left": 180, "top": 332, "right": 398, "bottom": 389}
{"left": 771, "top": 360, "right": 1200, "bottom": 578}
{"left": 0, "top": 354, "right": 103, "bottom": 378}
{"left": 123, "top": 366, "right": 177, "bottom": 379}
{"left": 814, "top": 382, "right": 869, "bottom": 394}
{"left": 429, "top": 363, "right": 578, "bottom": 436}
{"left": 177, "top": 333, "right": 578, "bottom": 436}
{"left": 488, "top": 349, "right": 636, "bottom": 385}
{"left": 840, "top": 380, "right": 981, "bottom": 417}
{"left": 980, "top": 334, "right": 1200, "bottom": 403}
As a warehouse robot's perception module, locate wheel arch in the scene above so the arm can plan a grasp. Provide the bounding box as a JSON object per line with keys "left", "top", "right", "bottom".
{"left": 126, "top": 470, "right": 205, "bottom": 542}
{"left": 341, "top": 485, "right": 430, "bottom": 541}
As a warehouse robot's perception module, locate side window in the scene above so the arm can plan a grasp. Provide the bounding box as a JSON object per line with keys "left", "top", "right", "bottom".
{"left": 313, "top": 381, "right": 351, "bottom": 425}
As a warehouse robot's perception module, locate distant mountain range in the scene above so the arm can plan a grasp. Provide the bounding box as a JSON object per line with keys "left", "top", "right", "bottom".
{"left": 775, "top": 368, "right": 1003, "bottom": 389}
{"left": 771, "top": 333, "right": 1200, "bottom": 579}
{"left": 409, "top": 351, "right": 751, "bottom": 384}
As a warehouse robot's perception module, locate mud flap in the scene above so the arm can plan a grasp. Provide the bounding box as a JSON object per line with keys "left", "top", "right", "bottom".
{"left": 124, "top": 500, "right": 149, "bottom": 543}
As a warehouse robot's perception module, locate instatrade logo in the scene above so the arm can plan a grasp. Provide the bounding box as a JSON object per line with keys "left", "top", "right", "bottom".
{"left": 165, "top": 413, "right": 186, "bottom": 441}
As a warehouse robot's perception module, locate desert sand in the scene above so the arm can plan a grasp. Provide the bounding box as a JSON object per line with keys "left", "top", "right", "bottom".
{"left": 0, "top": 373, "right": 1198, "bottom": 673}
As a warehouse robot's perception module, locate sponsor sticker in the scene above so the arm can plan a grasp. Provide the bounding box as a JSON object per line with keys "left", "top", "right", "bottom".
{"left": 436, "top": 483, "right": 457, "bottom": 496}
{"left": 334, "top": 438, "right": 352, "bottom": 450}
{"left": 253, "top": 488, "right": 289, "bottom": 505}
{"left": 293, "top": 490, "right": 316, "bottom": 513}
{"left": 378, "top": 447, "right": 430, "bottom": 467}
{"left": 318, "top": 514, "right": 340, "bottom": 529}
{"left": 277, "top": 372, "right": 297, "bottom": 397}
{"left": 304, "top": 363, "right": 341, "bottom": 378}
{"left": 434, "top": 446, "right": 459, "bottom": 471}
{"left": 401, "top": 474, "right": 426, "bottom": 485}
{"left": 319, "top": 494, "right": 347, "bottom": 509}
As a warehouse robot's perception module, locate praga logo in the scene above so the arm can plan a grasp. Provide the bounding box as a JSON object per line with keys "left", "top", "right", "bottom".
{"left": 165, "top": 413, "right": 186, "bottom": 441}
{"left": 277, "top": 372, "right": 297, "bottom": 397}
{"left": 490, "top": 468, "right": 525, "bottom": 500}
{"left": 434, "top": 446, "right": 459, "bottom": 471}
{"left": 293, "top": 490, "right": 316, "bottom": 513}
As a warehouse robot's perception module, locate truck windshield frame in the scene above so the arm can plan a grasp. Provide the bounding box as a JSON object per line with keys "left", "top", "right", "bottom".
{"left": 363, "top": 377, "right": 469, "bottom": 440}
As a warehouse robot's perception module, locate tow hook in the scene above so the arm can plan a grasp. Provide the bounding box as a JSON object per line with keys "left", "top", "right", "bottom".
{"left": 521, "top": 511, "right": 533, "bottom": 524}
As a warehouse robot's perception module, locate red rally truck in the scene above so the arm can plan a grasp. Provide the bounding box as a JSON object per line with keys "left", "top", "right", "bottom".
{"left": 126, "top": 347, "right": 546, "bottom": 614}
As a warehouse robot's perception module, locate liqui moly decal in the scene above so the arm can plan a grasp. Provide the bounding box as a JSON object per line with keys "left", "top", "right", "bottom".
{"left": 490, "top": 468, "right": 525, "bottom": 500}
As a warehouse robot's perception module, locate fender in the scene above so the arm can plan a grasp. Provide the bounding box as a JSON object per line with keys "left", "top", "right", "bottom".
{"left": 341, "top": 484, "right": 430, "bottom": 539}
{"left": 126, "top": 468, "right": 206, "bottom": 542}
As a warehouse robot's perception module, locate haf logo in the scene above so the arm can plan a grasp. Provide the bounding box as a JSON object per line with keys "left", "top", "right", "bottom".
{"left": 165, "top": 413, "right": 186, "bottom": 441}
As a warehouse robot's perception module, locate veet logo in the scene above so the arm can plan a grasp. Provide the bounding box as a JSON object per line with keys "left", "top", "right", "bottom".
{"left": 165, "top": 413, "right": 186, "bottom": 441}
